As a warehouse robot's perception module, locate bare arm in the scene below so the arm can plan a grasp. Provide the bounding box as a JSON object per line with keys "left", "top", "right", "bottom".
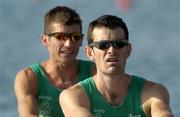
{"left": 143, "top": 82, "right": 173, "bottom": 117}
{"left": 151, "top": 83, "right": 173, "bottom": 117}
{"left": 14, "top": 68, "right": 38, "bottom": 117}
{"left": 60, "top": 85, "right": 93, "bottom": 117}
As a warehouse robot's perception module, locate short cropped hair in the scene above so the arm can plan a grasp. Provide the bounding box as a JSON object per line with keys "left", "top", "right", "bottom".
{"left": 87, "top": 15, "right": 129, "bottom": 45}
{"left": 44, "top": 6, "right": 82, "bottom": 34}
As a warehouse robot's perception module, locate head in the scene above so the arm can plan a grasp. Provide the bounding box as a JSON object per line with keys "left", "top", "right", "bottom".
{"left": 87, "top": 15, "right": 129, "bottom": 45}
{"left": 44, "top": 6, "right": 82, "bottom": 34}
{"left": 85, "top": 15, "right": 131, "bottom": 75}
{"left": 41, "top": 6, "right": 83, "bottom": 64}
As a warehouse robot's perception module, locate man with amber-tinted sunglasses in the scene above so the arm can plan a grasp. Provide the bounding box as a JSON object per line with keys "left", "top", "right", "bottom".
{"left": 60, "top": 15, "right": 173, "bottom": 117}
{"left": 14, "top": 6, "right": 95, "bottom": 117}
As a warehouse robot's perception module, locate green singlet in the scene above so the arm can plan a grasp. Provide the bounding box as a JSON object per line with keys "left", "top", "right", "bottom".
{"left": 30, "top": 60, "right": 93, "bottom": 117}
{"left": 80, "top": 76, "right": 147, "bottom": 117}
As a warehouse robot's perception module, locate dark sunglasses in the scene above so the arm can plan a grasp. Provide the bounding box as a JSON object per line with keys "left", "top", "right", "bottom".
{"left": 47, "top": 32, "right": 83, "bottom": 42}
{"left": 90, "top": 39, "right": 128, "bottom": 50}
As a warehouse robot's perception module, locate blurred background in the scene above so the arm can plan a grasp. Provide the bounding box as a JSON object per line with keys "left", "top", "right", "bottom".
{"left": 0, "top": 0, "right": 179, "bottom": 116}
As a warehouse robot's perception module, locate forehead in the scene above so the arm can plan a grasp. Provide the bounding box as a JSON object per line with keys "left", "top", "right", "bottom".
{"left": 48, "top": 22, "right": 81, "bottom": 33}
{"left": 92, "top": 27, "right": 125, "bottom": 41}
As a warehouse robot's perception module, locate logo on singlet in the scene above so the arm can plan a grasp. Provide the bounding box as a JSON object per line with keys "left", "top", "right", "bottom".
{"left": 38, "top": 96, "right": 53, "bottom": 117}
{"left": 93, "top": 108, "right": 105, "bottom": 117}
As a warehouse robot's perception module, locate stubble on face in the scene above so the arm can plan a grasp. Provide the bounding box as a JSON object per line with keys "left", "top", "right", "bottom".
{"left": 91, "top": 27, "right": 127, "bottom": 75}
{"left": 48, "top": 23, "right": 82, "bottom": 64}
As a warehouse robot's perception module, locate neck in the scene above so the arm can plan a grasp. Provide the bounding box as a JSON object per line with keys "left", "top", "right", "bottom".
{"left": 46, "top": 58, "right": 78, "bottom": 71}
{"left": 41, "top": 59, "right": 78, "bottom": 89}
{"left": 93, "top": 73, "right": 131, "bottom": 105}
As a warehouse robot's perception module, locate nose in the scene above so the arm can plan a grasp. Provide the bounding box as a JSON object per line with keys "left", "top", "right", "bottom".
{"left": 107, "top": 45, "right": 116, "bottom": 54}
{"left": 63, "top": 38, "right": 72, "bottom": 47}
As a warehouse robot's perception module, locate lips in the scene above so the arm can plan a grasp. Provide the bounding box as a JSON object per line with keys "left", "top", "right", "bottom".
{"left": 106, "top": 58, "right": 118, "bottom": 62}
{"left": 61, "top": 49, "right": 73, "bottom": 54}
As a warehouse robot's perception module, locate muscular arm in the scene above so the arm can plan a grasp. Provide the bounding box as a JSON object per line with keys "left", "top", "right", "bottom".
{"left": 14, "top": 68, "right": 38, "bottom": 117}
{"left": 60, "top": 85, "right": 93, "bottom": 117}
{"left": 151, "top": 84, "right": 173, "bottom": 117}
{"left": 142, "top": 82, "right": 173, "bottom": 117}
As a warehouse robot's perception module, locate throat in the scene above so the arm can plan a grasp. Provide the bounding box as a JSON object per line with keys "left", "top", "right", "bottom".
{"left": 53, "top": 77, "right": 77, "bottom": 89}
{"left": 109, "top": 93, "right": 118, "bottom": 101}
{"left": 106, "top": 93, "right": 126, "bottom": 106}
{"left": 47, "top": 69, "right": 78, "bottom": 89}
{"left": 53, "top": 66, "right": 78, "bottom": 89}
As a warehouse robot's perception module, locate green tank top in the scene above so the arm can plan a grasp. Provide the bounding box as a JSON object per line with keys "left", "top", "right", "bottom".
{"left": 30, "top": 60, "right": 93, "bottom": 117}
{"left": 80, "top": 76, "right": 147, "bottom": 117}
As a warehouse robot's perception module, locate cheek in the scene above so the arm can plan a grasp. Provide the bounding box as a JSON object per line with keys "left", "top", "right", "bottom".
{"left": 49, "top": 42, "right": 62, "bottom": 53}
{"left": 119, "top": 54, "right": 127, "bottom": 62}
{"left": 119, "top": 48, "right": 128, "bottom": 56}
{"left": 72, "top": 44, "right": 81, "bottom": 54}
{"left": 94, "top": 52, "right": 105, "bottom": 64}
{"left": 74, "top": 43, "right": 81, "bottom": 49}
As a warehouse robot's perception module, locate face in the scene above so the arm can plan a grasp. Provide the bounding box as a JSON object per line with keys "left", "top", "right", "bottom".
{"left": 86, "top": 27, "right": 131, "bottom": 75}
{"left": 42, "top": 23, "right": 82, "bottom": 63}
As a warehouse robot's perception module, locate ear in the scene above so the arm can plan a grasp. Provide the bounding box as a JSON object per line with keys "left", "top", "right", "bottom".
{"left": 84, "top": 46, "right": 95, "bottom": 61}
{"left": 126, "top": 43, "right": 132, "bottom": 59}
{"left": 41, "top": 34, "right": 49, "bottom": 47}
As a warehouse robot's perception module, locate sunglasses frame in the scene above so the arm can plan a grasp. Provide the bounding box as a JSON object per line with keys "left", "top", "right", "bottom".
{"left": 89, "top": 39, "right": 129, "bottom": 50}
{"left": 47, "top": 32, "right": 84, "bottom": 42}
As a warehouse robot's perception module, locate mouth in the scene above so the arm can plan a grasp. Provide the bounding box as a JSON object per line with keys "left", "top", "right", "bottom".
{"left": 61, "top": 49, "right": 73, "bottom": 54}
{"left": 106, "top": 57, "right": 119, "bottom": 63}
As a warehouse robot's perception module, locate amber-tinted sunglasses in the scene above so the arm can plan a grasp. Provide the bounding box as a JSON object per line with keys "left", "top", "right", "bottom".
{"left": 90, "top": 39, "right": 128, "bottom": 50}
{"left": 47, "top": 32, "right": 83, "bottom": 42}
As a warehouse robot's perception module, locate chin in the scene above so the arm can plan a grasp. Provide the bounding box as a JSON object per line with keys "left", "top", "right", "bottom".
{"left": 106, "top": 69, "right": 118, "bottom": 74}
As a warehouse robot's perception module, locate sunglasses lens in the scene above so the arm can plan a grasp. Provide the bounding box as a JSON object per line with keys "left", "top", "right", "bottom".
{"left": 54, "top": 33, "right": 65, "bottom": 40}
{"left": 71, "top": 33, "right": 83, "bottom": 42}
{"left": 97, "top": 41, "right": 110, "bottom": 49}
{"left": 114, "top": 41, "right": 127, "bottom": 49}
{"left": 48, "top": 33, "right": 83, "bottom": 42}
{"left": 91, "top": 40, "right": 128, "bottom": 50}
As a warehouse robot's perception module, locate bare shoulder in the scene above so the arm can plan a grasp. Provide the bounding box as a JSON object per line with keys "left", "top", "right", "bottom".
{"left": 14, "top": 67, "right": 38, "bottom": 95}
{"left": 14, "top": 67, "right": 39, "bottom": 116}
{"left": 142, "top": 80, "right": 170, "bottom": 103}
{"left": 142, "top": 80, "right": 173, "bottom": 116}
{"left": 59, "top": 84, "right": 89, "bottom": 108}
{"left": 60, "top": 85, "right": 92, "bottom": 117}
{"left": 60, "top": 85, "right": 83, "bottom": 98}
{"left": 62, "top": 84, "right": 85, "bottom": 94}
{"left": 60, "top": 84, "right": 90, "bottom": 108}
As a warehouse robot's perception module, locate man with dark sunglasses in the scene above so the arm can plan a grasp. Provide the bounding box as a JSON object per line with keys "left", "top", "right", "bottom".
{"left": 60, "top": 15, "right": 173, "bottom": 117}
{"left": 14, "top": 6, "right": 95, "bottom": 117}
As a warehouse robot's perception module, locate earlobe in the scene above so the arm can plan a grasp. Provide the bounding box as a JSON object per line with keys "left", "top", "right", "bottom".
{"left": 84, "top": 46, "right": 95, "bottom": 61}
